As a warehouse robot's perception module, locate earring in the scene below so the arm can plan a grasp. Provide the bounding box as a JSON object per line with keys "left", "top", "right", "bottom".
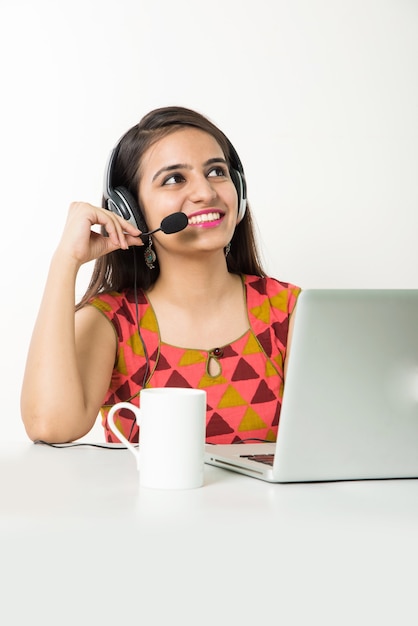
{"left": 144, "top": 236, "right": 157, "bottom": 269}
{"left": 225, "top": 242, "right": 231, "bottom": 257}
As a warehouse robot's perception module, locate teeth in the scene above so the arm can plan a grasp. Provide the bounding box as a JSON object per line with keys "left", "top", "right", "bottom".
{"left": 188, "top": 212, "right": 221, "bottom": 225}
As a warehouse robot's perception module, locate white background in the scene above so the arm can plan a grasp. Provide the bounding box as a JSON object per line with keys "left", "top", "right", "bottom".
{"left": 1, "top": 0, "right": 417, "bottom": 442}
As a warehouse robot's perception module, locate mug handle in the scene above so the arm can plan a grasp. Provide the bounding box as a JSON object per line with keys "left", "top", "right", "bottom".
{"left": 107, "top": 402, "right": 141, "bottom": 464}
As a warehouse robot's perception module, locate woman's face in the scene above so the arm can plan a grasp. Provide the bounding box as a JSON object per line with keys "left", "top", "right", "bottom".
{"left": 137, "top": 127, "right": 239, "bottom": 256}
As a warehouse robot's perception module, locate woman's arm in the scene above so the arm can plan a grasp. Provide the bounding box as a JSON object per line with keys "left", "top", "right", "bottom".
{"left": 20, "top": 202, "right": 141, "bottom": 443}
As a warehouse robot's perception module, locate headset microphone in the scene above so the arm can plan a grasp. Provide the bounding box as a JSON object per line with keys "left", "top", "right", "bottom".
{"left": 140, "top": 212, "right": 188, "bottom": 241}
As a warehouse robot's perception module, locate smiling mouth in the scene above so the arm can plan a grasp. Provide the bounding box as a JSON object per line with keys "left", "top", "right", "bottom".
{"left": 188, "top": 211, "right": 222, "bottom": 225}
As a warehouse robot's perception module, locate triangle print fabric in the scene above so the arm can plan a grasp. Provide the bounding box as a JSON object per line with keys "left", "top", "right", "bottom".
{"left": 90, "top": 275, "right": 300, "bottom": 444}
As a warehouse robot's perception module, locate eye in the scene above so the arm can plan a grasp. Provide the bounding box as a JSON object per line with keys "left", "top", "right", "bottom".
{"left": 162, "top": 173, "right": 185, "bottom": 186}
{"left": 207, "top": 166, "right": 227, "bottom": 178}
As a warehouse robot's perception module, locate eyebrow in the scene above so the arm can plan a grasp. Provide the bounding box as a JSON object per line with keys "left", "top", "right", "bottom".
{"left": 152, "top": 157, "right": 228, "bottom": 182}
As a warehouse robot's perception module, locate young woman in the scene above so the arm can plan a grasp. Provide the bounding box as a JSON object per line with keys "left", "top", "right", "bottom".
{"left": 21, "top": 106, "right": 300, "bottom": 444}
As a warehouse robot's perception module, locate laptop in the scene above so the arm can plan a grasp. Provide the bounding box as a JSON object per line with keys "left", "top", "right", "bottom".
{"left": 205, "top": 289, "right": 418, "bottom": 482}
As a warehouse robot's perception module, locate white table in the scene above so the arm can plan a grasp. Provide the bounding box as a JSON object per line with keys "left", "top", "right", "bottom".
{"left": 1, "top": 442, "right": 418, "bottom": 625}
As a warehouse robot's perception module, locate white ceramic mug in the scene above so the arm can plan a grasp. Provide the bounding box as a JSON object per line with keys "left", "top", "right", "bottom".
{"left": 107, "top": 388, "right": 207, "bottom": 489}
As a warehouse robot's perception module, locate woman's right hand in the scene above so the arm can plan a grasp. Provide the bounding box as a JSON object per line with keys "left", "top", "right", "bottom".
{"left": 21, "top": 201, "right": 144, "bottom": 443}
{"left": 56, "top": 202, "right": 143, "bottom": 266}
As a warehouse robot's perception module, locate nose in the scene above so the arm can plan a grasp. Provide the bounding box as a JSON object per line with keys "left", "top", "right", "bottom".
{"left": 188, "top": 174, "right": 217, "bottom": 203}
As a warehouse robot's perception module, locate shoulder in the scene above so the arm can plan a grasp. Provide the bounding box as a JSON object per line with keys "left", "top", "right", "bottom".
{"left": 89, "top": 289, "right": 147, "bottom": 321}
{"left": 244, "top": 275, "right": 301, "bottom": 315}
{"left": 244, "top": 275, "right": 301, "bottom": 358}
{"left": 88, "top": 290, "right": 151, "bottom": 343}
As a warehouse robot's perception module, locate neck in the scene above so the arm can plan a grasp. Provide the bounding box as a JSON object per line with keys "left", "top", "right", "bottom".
{"left": 150, "top": 251, "right": 239, "bottom": 306}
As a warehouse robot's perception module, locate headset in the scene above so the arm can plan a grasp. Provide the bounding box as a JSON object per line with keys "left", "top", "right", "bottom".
{"left": 103, "top": 128, "right": 247, "bottom": 230}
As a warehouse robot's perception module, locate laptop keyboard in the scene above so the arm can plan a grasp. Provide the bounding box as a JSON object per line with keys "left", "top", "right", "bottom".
{"left": 240, "top": 454, "right": 275, "bottom": 466}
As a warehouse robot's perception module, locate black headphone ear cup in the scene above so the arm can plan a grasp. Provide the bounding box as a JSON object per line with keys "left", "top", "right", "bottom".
{"left": 230, "top": 169, "right": 247, "bottom": 223}
{"left": 106, "top": 187, "right": 148, "bottom": 232}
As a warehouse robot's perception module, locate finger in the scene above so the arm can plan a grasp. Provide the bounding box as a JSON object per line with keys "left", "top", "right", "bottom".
{"left": 99, "top": 211, "right": 141, "bottom": 249}
{"left": 125, "top": 234, "right": 144, "bottom": 247}
{"left": 95, "top": 212, "right": 129, "bottom": 249}
{"left": 90, "top": 230, "right": 144, "bottom": 261}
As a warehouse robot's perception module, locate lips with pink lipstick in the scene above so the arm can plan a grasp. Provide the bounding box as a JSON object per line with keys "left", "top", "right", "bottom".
{"left": 187, "top": 209, "right": 225, "bottom": 228}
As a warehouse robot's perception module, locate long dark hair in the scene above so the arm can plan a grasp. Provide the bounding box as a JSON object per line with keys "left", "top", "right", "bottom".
{"left": 77, "top": 106, "right": 265, "bottom": 309}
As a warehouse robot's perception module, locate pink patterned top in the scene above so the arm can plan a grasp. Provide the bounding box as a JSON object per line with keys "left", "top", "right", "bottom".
{"left": 90, "top": 275, "right": 300, "bottom": 444}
